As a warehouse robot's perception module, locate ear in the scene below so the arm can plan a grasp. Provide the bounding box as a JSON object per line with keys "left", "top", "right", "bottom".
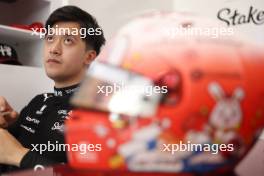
{"left": 208, "top": 82, "right": 224, "bottom": 101}
{"left": 84, "top": 49, "right": 97, "bottom": 66}
{"left": 233, "top": 87, "right": 244, "bottom": 101}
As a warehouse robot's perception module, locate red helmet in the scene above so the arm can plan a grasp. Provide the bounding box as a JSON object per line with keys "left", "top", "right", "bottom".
{"left": 65, "top": 12, "right": 264, "bottom": 175}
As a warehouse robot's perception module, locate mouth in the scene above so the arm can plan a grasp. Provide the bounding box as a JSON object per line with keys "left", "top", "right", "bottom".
{"left": 47, "top": 58, "right": 61, "bottom": 64}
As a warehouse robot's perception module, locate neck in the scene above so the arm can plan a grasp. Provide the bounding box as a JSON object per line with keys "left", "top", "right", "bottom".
{"left": 54, "top": 73, "right": 85, "bottom": 88}
{"left": 55, "top": 80, "right": 81, "bottom": 88}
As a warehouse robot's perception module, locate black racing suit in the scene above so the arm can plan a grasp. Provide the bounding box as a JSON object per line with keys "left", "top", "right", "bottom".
{"left": 1, "top": 84, "right": 79, "bottom": 173}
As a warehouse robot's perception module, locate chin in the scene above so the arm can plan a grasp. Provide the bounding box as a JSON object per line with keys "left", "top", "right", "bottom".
{"left": 46, "top": 71, "right": 63, "bottom": 81}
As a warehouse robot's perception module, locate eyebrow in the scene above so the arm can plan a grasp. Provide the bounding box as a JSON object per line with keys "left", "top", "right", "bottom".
{"left": 64, "top": 33, "right": 75, "bottom": 37}
{"left": 53, "top": 33, "right": 78, "bottom": 38}
{"left": 44, "top": 32, "right": 80, "bottom": 40}
{"left": 64, "top": 34, "right": 80, "bottom": 41}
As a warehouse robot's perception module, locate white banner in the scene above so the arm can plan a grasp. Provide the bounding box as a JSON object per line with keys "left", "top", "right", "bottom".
{"left": 174, "top": 0, "right": 264, "bottom": 44}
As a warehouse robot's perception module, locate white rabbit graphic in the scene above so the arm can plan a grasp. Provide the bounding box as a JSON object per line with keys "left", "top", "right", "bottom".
{"left": 208, "top": 82, "right": 244, "bottom": 131}
{"left": 207, "top": 82, "right": 244, "bottom": 144}
{"left": 186, "top": 82, "right": 245, "bottom": 143}
{"left": 184, "top": 82, "right": 245, "bottom": 166}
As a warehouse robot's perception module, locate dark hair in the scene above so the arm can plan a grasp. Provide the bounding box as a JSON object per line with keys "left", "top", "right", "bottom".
{"left": 45, "top": 5, "right": 105, "bottom": 54}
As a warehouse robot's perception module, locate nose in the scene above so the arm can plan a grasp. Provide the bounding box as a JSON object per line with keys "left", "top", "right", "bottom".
{"left": 49, "top": 38, "right": 62, "bottom": 56}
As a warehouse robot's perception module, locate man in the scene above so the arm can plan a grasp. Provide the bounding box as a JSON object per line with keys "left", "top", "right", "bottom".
{"left": 0, "top": 5, "right": 105, "bottom": 172}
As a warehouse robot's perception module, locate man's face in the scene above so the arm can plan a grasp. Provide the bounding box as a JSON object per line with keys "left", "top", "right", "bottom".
{"left": 43, "top": 22, "right": 93, "bottom": 84}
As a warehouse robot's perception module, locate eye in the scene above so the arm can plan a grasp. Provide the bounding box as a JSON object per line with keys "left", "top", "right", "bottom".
{"left": 64, "top": 37, "right": 74, "bottom": 45}
{"left": 45, "top": 35, "right": 54, "bottom": 42}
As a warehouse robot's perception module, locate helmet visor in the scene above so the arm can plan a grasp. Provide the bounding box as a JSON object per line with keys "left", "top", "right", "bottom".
{"left": 71, "top": 61, "right": 162, "bottom": 117}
